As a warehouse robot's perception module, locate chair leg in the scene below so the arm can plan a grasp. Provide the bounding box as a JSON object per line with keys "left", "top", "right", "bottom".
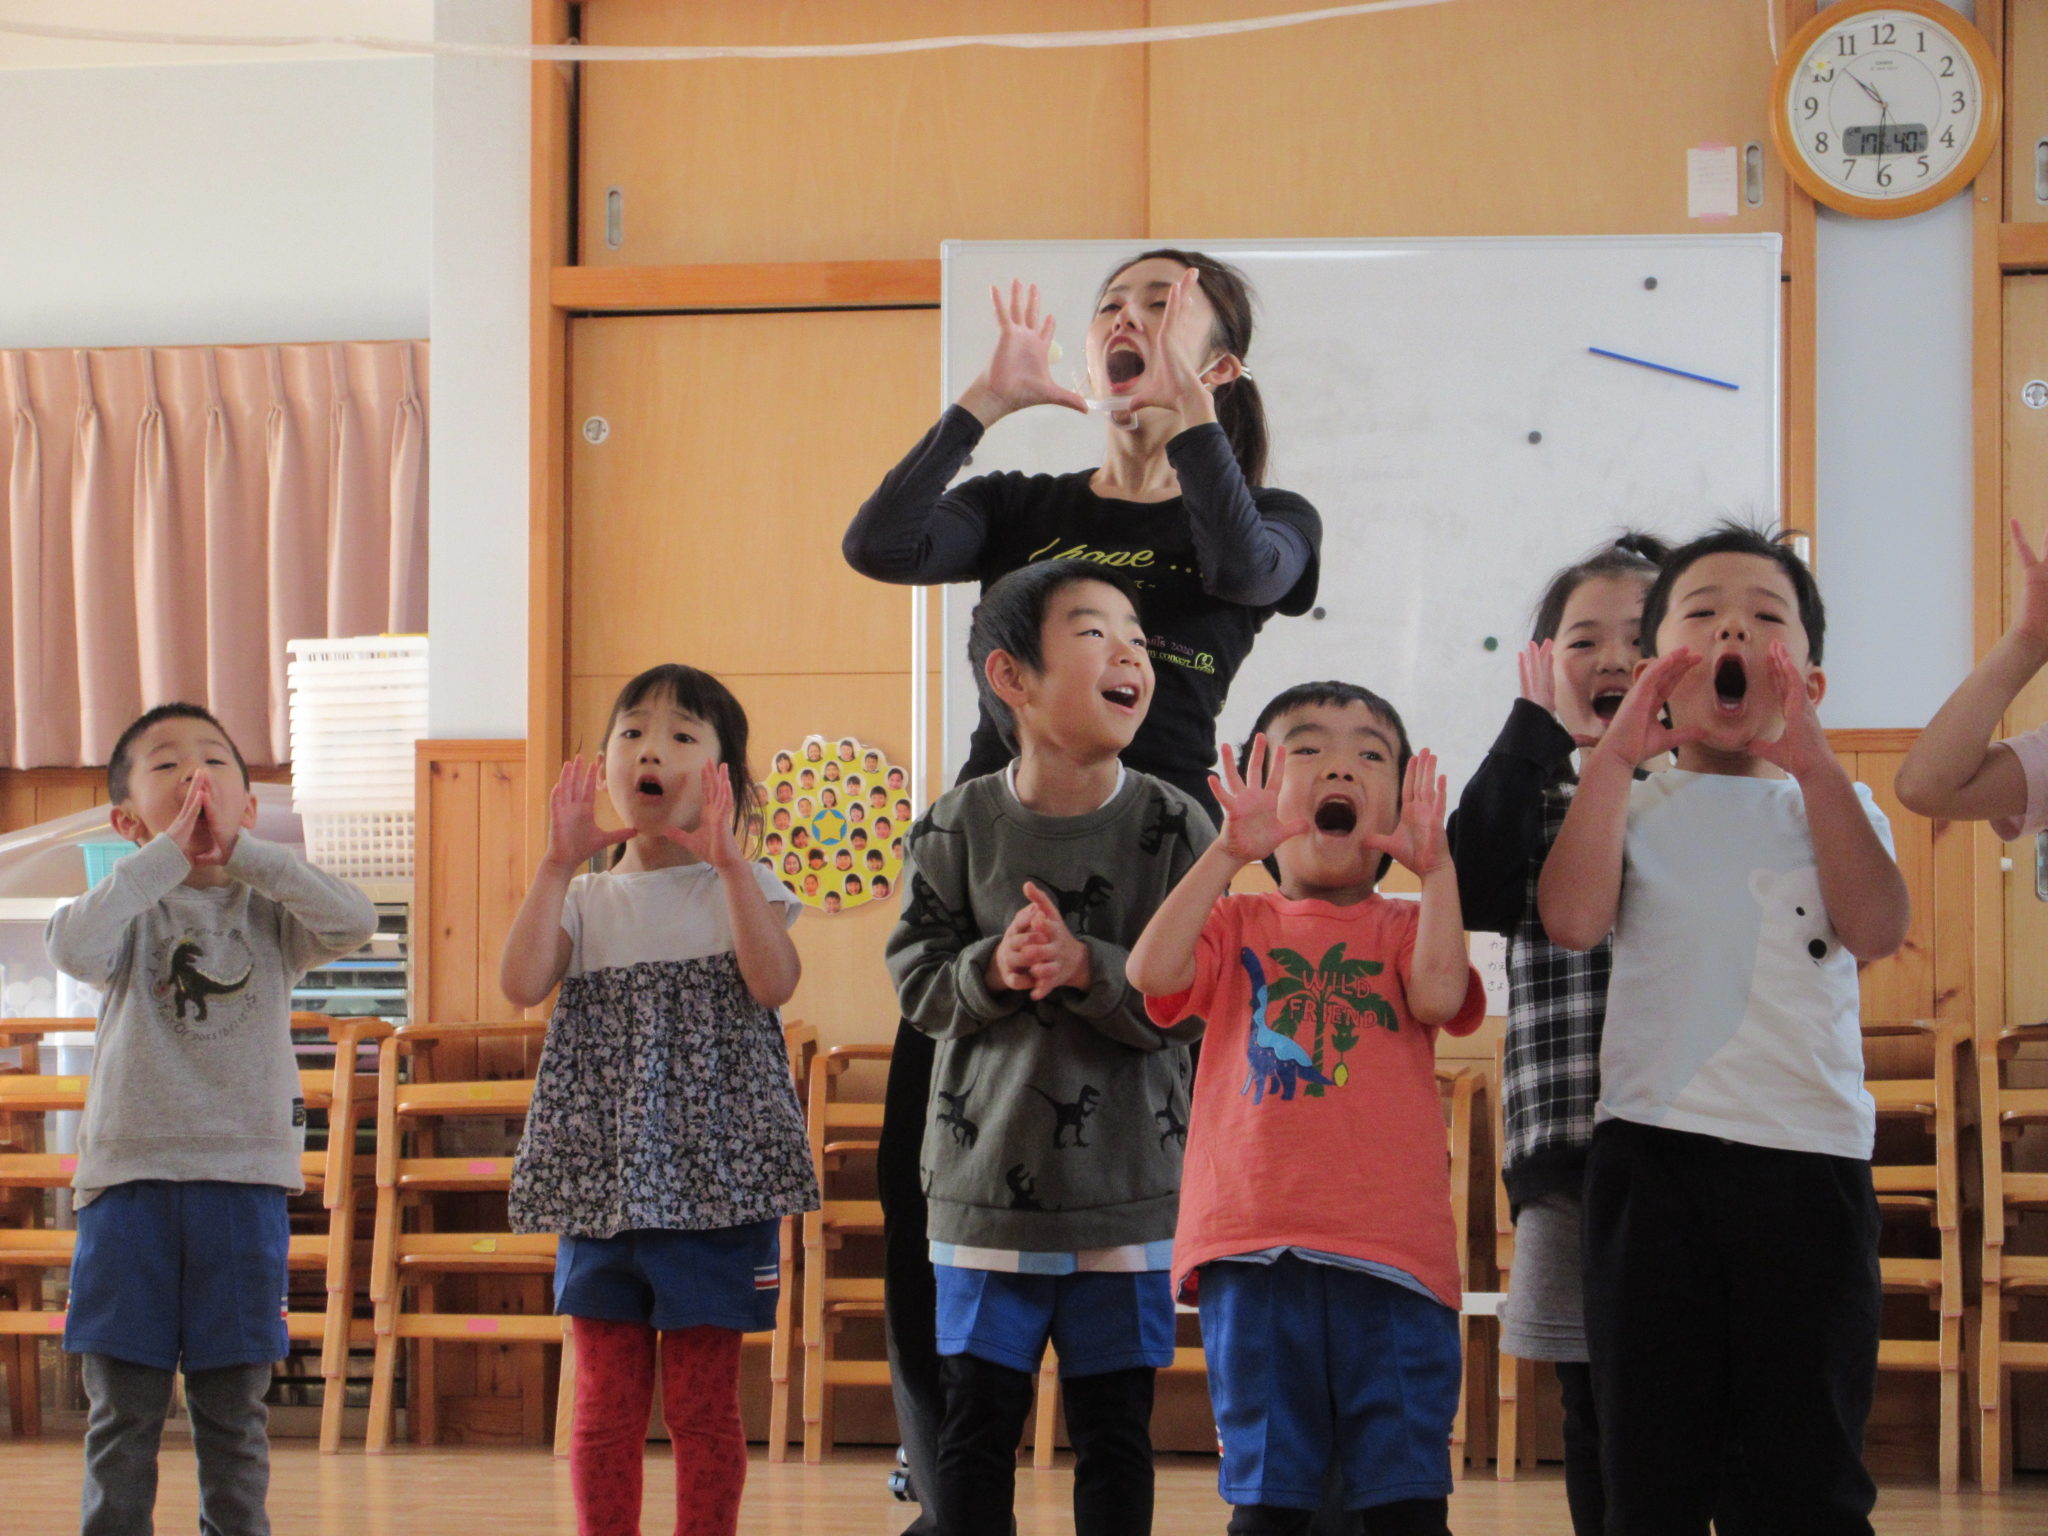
{"left": 366, "top": 1328, "right": 399, "bottom": 1455}
{"left": 768, "top": 1216, "right": 794, "bottom": 1463}
{"left": 1449, "top": 1314, "right": 1470, "bottom": 1479}
{"left": 1939, "top": 1350, "right": 1961, "bottom": 1495}
{"left": 1978, "top": 1283, "right": 2004, "bottom": 1491}
{"left": 1495, "top": 1341, "right": 1519, "bottom": 1482}
{"left": 1032, "top": 1347, "right": 1058, "bottom": 1470}
{"left": 553, "top": 1321, "right": 576, "bottom": 1459}
{"left": 802, "top": 1223, "right": 825, "bottom": 1464}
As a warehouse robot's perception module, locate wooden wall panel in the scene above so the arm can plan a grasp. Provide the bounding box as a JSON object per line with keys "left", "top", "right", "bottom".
{"left": 2005, "top": 275, "right": 2048, "bottom": 1033}
{"left": 567, "top": 310, "right": 937, "bottom": 681}
{"left": 413, "top": 741, "right": 532, "bottom": 1029}
{"left": 1148, "top": 0, "right": 1781, "bottom": 237}
{"left": 578, "top": 0, "right": 1148, "bottom": 266}
{"left": 2008, "top": 0, "right": 2048, "bottom": 225}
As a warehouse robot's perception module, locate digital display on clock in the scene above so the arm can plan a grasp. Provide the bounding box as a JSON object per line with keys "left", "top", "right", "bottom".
{"left": 1843, "top": 123, "right": 1929, "bottom": 157}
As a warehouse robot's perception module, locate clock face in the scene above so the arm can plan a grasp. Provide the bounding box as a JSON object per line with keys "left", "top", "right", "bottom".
{"left": 1777, "top": 4, "right": 1994, "bottom": 216}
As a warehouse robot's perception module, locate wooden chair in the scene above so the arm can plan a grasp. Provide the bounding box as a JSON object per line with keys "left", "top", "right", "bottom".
{"left": 1437, "top": 1063, "right": 1482, "bottom": 1476}
{"left": 0, "top": 1014, "right": 387, "bottom": 1450}
{"left": 364, "top": 1020, "right": 566, "bottom": 1454}
{"left": 1859, "top": 1019, "right": 1967, "bottom": 1493}
{"left": 800, "top": 1042, "right": 890, "bottom": 1461}
{"left": 0, "top": 1019, "right": 87, "bottom": 1436}
{"left": 1977, "top": 1017, "right": 2048, "bottom": 1488}
{"left": 761, "top": 1019, "right": 816, "bottom": 1463}
{"left": 1487, "top": 1039, "right": 1536, "bottom": 1482}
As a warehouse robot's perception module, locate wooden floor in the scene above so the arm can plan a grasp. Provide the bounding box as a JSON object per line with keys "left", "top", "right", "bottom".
{"left": 3, "top": 1439, "right": 2048, "bottom": 1534}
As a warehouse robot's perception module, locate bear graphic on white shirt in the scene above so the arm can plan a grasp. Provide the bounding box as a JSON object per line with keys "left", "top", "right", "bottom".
{"left": 1678, "top": 864, "right": 1858, "bottom": 1126}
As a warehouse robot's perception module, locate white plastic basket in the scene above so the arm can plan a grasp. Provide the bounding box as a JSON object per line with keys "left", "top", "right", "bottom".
{"left": 286, "top": 635, "right": 428, "bottom": 669}
{"left": 301, "top": 809, "right": 414, "bottom": 880}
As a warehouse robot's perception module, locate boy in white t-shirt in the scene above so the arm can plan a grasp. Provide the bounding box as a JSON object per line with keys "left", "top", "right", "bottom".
{"left": 1539, "top": 523, "right": 1909, "bottom": 1536}
{"left": 1896, "top": 515, "right": 2048, "bottom": 837}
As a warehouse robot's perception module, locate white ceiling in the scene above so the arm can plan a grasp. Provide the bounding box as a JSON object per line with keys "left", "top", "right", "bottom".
{"left": 0, "top": 1, "right": 433, "bottom": 69}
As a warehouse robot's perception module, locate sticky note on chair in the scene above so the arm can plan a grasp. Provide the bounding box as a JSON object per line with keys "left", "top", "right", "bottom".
{"left": 467, "top": 1160, "right": 497, "bottom": 1175}
{"left": 470, "top": 1238, "right": 498, "bottom": 1253}
{"left": 466, "top": 1318, "right": 500, "bottom": 1335}
{"left": 465, "top": 1084, "right": 497, "bottom": 1100}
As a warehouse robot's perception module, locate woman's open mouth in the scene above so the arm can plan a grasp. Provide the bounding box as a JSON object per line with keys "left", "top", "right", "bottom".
{"left": 1106, "top": 350, "right": 1146, "bottom": 386}
{"left": 1713, "top": 656, "right": 1748, "bottom": 713}
{"left": 1591, "top": 689, "right": 1626, "bottom": 721}
{"left": 1313, "top": 798, "right": 1358, "bottom": 835}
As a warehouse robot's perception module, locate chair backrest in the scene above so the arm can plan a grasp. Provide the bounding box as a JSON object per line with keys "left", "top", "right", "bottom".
{"left": 806, "top": 1044, "right": 891, "bottom": 1192}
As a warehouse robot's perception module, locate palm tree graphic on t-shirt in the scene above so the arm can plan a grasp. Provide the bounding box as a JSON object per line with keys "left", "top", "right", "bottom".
{"left": 1263, "top": 943, "right": 1397, "bottom": 1093}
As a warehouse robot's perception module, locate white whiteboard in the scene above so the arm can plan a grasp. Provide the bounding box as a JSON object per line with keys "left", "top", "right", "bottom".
{"left": 928, "top": 236, "right": 1782, "bottom": 797}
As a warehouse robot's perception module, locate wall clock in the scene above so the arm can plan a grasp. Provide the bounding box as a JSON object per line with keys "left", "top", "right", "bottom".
{"left": 1769, "top": 0, "right": 1999, "bottom": 219}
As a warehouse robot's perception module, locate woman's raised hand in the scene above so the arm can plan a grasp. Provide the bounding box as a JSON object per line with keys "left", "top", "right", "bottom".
{"left": 544, "top": 755, "right": 632, "bottom": 870}
{"left": 1116, "top": 267, "right": 1222, "bottom": 425}
{"left": 1209, "top": 735, "right": 1312, "bottom": 866}
{"left": 958, "top": 281, "right": 1089, "bottom": 427}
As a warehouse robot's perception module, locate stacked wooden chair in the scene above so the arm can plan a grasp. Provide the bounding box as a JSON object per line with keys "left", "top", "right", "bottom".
{"left": 363, "top": 1019, "right": 565, "bottom": 1453}
{"left": 0, "top": 1014, "right": 387, "bottom": 1450}
{"left": 760, "top": 1019, "right": 817, "bottom": 1461}
{"left": 800, "top": 1041, "right": 892, "bottom": 1461}
{"left": 1977, "top": 1016, "right": 2048, "bottom": 1488}
{"left": 1437, "top": 1062, "right": 1483, "bottom": 1475}
{"left": 1859, "top": 1019, "right": 1968, "bottom": 1493}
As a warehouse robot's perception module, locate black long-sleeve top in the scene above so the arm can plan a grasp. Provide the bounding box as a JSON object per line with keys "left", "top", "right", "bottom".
{"left": 1446, "top": 698, "right": 1611, "bottom": 1212}
{"left": 843, "top": 406, "right": 1321, "bottom": 808}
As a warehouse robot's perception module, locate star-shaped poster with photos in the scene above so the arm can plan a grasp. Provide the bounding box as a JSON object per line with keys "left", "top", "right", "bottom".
{"left": 757, "top": 734, "right": 911, "bottom": 915}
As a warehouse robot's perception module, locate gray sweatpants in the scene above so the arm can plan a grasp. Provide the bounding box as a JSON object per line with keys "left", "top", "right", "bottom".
{"left": 81, "top": 1353, "right": 273, "bottom": 1536}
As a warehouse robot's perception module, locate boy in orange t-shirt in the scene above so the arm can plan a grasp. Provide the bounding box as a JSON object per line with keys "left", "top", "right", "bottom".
{"left": 1130, "top": 682, "right": 1485, "bottom": 1535}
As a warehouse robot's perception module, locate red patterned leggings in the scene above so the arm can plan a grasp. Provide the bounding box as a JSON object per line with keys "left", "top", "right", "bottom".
{"left": 570, "top": 1316, "right": 747, "bottom": 1536}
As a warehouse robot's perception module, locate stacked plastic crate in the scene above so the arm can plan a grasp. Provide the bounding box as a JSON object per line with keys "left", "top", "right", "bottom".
{"left": 287, "top": 636, "right": 427, "bottom": 881}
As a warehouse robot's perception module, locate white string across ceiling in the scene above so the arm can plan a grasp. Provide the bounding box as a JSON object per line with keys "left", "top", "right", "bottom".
{"left": 0, "top": 1, "right": 1463, "bottom": 63}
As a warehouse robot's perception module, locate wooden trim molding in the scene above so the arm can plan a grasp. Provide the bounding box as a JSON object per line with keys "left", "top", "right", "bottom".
{"left": 551, "top": 260, "right": 942, "bottom": 312}
{"left": 1825, "top": 728, "right": 1921, "bottom": 754}
{"left": 1999, "top": 220, "right": 2048, "bottom": 270}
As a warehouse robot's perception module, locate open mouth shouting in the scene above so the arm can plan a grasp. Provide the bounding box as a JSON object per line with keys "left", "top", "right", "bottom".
{"left": 1105, "top": 344, "right": 1146, "bottom": 388}
{"left": 635, "top": 774, "right": 666, "bottom": 802}
{"left": 1312, "top": 795, "right": 1359, "bottom": 836}
{"left": 1712, "top": 654, "right": 1749, "bottom": 717}
{"left": 1590, "top": 688, "right": 1627, "bottom": 721}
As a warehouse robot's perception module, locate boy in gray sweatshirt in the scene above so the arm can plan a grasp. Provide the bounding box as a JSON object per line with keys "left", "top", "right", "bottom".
{"left": 47, "top": 703, "right": 379, "bottom": 1536}
{"left": 886, "top": 561, "right": 1212, "bottom": 1536}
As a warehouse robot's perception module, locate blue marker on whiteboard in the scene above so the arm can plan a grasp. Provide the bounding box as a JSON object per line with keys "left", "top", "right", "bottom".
{"left": 1588, "top": 347, "right": 1739, "bottom": 391}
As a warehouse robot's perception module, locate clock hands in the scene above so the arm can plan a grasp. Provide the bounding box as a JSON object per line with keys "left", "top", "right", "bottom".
{"left": 1845, "top": 69, "right": 1890, "bottom": 114}
{"left": 1844, "top": 68, "right": 1891, "bottom": 179}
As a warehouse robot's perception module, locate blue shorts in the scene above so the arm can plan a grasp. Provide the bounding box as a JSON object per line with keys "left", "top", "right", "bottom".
{"left": 1199, "top": 1254, "right": 1460, "bottom": 1511}
{"left": 64, "top": 1181, "right": 290, "bottom": 1373}
{"left": 554, "top": 1221, "right": 780, "bottom": 1333}
{"left": 934, "top": 1265, "right": 1175, "bottom": 1378}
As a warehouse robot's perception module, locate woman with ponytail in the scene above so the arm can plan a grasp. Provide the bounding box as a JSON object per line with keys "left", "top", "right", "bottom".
{"left": 843, "top": 249, "right": 1320, "bottom": 1532}
{"left": 845, "top": 249, "right": 1319, "bottom": 814}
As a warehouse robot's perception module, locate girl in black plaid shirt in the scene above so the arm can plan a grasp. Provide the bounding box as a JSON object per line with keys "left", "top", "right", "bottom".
{"left": 1447, "top": 533, "right": 1663, "bottom": 1536}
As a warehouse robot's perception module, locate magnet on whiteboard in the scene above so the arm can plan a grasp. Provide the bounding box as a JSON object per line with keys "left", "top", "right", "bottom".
{"left": 583, "top": 416, "right": 610, "bottom": 445}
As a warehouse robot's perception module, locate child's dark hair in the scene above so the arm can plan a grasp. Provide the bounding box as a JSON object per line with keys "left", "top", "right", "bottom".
{"left": 107, "top": 703, "right": 249, "bottom": 804}
{"left": 604, "top": 663, "right": 758, "bottom": 848}
{"left": 1639, "top": 521, "right": 1825, "bottom": 663}
{"left": 1099, "top": 247, "right": 1268, "bottom": 486}
{"left": 1529, "top": 530, "right": 1670, "bottom": 644}
{"left": 1242, "top": 681, "right": 1412, "bottom": 883}
{"left": 968, "top": 560, "right": 1145, "bottom": 749}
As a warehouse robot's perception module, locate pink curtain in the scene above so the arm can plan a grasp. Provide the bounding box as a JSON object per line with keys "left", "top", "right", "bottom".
{"left": 0, "top": 341, "right": 428, "bottom": 767}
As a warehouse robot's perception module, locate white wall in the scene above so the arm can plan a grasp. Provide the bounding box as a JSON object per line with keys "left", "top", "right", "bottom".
{"left": 0, "top": 59, "right": 430, "bottom": 350}
{"left": 425, "top": 1, "right": 530, "bottom": 740}
{"left": 1810, "top": 0, "right": 1979, "bottom": 728}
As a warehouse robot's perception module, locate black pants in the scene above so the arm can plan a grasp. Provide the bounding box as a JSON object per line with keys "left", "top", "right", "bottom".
{"left": 1582, "top": 1120, "right": 1880, "bottom": 1536}
{"left": 880, "top": 1016, "right": 945, "bottom": 1533}
{"left": 1227, "top": 1497, "right": 1450, "bottom": 1535}
{"left": 937, "top": 1352, "right": 1155, "bottom": 1536}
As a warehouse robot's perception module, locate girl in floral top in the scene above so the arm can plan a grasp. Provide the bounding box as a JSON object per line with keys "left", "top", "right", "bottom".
{"left": 501, "top": 664, "right": 819, "bottom": 1536}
